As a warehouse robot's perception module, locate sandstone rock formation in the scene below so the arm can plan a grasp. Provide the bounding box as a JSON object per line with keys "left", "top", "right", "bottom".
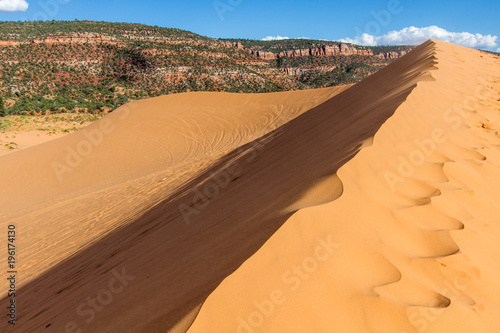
{"left": 228, "top": 41, "right": 411, "bottom": 62}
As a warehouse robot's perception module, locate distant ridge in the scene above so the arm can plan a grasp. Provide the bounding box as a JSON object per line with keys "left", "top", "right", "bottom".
{"left": 0, "top": 20, "right": 407, "bottom": 116}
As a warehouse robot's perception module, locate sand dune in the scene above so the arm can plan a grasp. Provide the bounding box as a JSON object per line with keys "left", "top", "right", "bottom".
{"left": 1, "top": 40, "right": 499, "bottom": 333}
{"left": 0, "top": 87, "right": 346, "bottom": 215}
{"left": 0, "top": 86, "right": 349, "bottom": 332}
{"left": 0, "top": 86, "right": 348, "bottom": 289}
{"left": 187, "top": 41, "right": 500, "bottom": 332}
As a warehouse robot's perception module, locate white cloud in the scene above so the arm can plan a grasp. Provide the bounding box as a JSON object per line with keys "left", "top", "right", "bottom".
{"left": 0, "top": 0, "right": 29, "bottom": 12}
{"left": 262, "top": 35, "right": 289, "bottom": 41}
{"left": 340, "top": 26, "right": 498, "bottom": 51}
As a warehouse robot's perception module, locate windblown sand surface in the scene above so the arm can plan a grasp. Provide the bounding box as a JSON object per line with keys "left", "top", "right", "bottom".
{"left": 1, "top": 40, "right": 499, "bottom": 333}
{"left": 0, "top": 86, "right": 348, "bottom": 331}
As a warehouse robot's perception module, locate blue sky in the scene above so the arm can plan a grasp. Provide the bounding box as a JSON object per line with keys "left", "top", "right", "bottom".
{"left": 1, "top": 0, "right": 499, "bottom": 50}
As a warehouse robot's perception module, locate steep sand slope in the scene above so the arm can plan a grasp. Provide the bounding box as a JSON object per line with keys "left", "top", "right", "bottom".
{"left": 1, "top": 40, "right": 498, "bottom": 333}
{"left": 187, "top": 41, "right": 500, "bottom": 332}
{"left": 0, "top": 86, "right": 349, "bottom": 332}
{"left": 0, "top": 87, "right": 346, "bottom": 283}
{"left": 0, "top": 87, "right": 346, "bottom": 215}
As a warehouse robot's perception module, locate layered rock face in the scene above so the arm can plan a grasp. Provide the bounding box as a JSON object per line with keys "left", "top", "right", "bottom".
{"left": 230, "top": 41, "right": 411, "bottom": 61}
{"left": 233, "top": 42, "right": 376, "bottom": 59}
{"left": 31, "top": 34, "right": 121, "bottom": 45}
{"left": 0, "top": 33, "right": 201, "bottom": 48}
{"left": 377, "top": 50, "right": 409, "bottom": 59}
{"left": 0, "top": 34, "right": 122, "bottom": 47}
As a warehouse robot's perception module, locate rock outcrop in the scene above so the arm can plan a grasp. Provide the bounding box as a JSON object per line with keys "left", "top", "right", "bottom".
{"left": 227, "top": 41, "right": 414, "bottom": 61}
{"left": 0, "top": 41, "right": 21, "bottom": 47}
{"left": 283, "top": 65, "right": 338, "bottom": 77}
{"left": 231, "top": 42, "right": 376, "bottom": 60}
{"left": 376, "top": 50, "right": 408, "bottom": 59}
{"left": 0, "top": 34, "right": 198, "bottom": 48}
{"left": 31, "top": 34, "right": 121, "bottom": 45}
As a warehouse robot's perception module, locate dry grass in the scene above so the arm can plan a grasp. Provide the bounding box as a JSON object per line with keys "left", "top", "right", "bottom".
{"left": 0, "top": 113, "right": 104, "bottom": 135}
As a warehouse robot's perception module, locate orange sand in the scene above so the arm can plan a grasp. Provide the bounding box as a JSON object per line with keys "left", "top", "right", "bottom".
{"left": 1, "top": 40, "right": 499, "bottom": 333}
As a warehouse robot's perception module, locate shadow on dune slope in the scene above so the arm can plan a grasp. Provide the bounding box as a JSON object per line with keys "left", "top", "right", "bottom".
{"left": 2, "top": 41, "right": 438, "bottom": 333}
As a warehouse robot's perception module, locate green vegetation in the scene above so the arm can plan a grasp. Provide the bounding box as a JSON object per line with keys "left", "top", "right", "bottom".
{"left": 0, "top": 20, "right": 204, "bottom": 41}
{"left": 223, "top": 38, "right": 357, "bottom": 53}
{"left": 483, "top": 49, "right": 500, "bottom": 56}
{"left": 272, "top": 54, "right": 391, "bottom": 87}
{"left": 0, "top": 21, "right": 308, "bottom": 115}
{"left": 0, "top": 113, "right": 104, "bottom": 134}
{"left": 0, "top": 21, "right": 412, "bottom": 115}
{"left": 366, "top": 45, "right": 414, "bottom": 55}
{"left": 0, "top": 96, "right": 5, "bottom": 117}
{"left": 4, "top": 142, "right": 18, "bottom": 150}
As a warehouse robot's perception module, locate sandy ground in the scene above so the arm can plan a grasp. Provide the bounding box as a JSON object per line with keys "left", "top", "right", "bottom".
{"left": 0, "top": 113, "right": 103, "bottom": 156}
{"left": 188, "top": 41, "right": 500, "bottom": 333}
{"left": 0, "top": 86, "right": 348, "bottom": 332}
{"left": 0, "top": 131, "right": 66, "bottom": 156}
{"left": 0, "top": 40, "right": 499, "bottom": 333}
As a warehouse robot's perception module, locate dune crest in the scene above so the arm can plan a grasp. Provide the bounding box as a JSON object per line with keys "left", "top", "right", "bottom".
{"left": 1, "top": 85, "right": 352, "bottom": 332}
{"left": 187, "top": 41, "right": 500, "bottom": 332}
{"left": 1, "top": 40, "right": 499, "bottom": 333}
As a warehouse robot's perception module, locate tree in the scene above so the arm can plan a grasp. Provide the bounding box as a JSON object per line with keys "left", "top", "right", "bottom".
{"left": 0, "top": 97, "right": 5, "bottom": 117}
